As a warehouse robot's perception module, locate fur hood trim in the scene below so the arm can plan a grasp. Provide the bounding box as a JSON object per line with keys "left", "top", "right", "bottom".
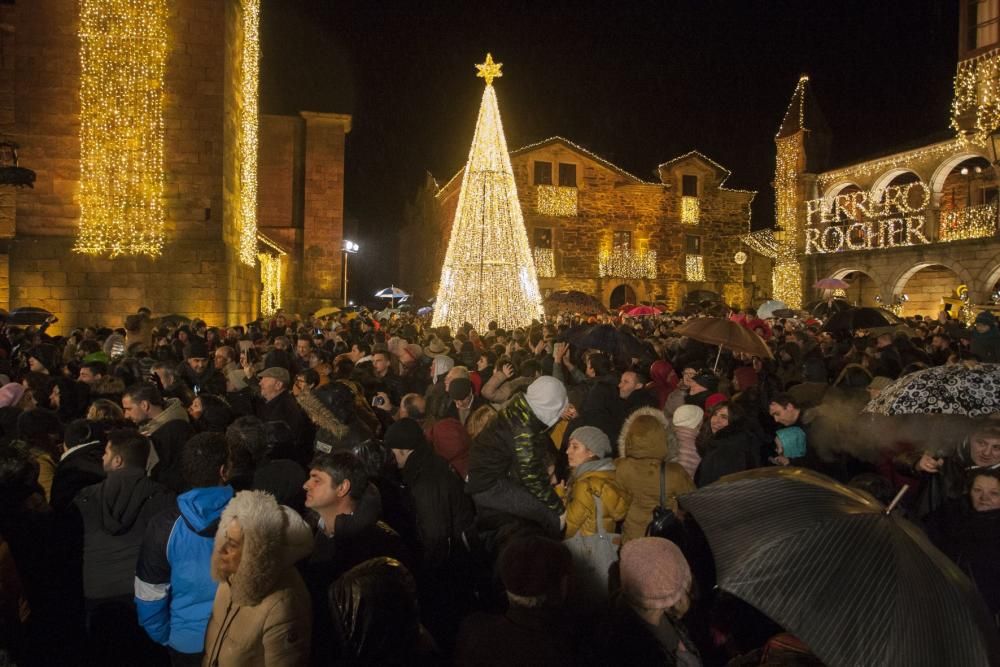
{"left": 295, "top": 390, "right": 349, "bottom": 440}
{"left": 212, "top": 490, "right": 314, "bottom": 607}
{"left": 92, "top": 375, "right": 126, "bottom": 397}
{"left": 617, "top": 406, "right": 674, "bottom": 460}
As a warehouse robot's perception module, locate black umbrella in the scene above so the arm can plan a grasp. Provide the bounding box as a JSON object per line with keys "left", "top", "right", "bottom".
{"left": 685, "top": 290, "right": 721, "bottom": 304}
{"left": 543, "top": 290, "right": 607, "bottom": 316}
{"left": 6, "top": 306, "right": 52, "bottom": 325}
{"left": 822, "top": 306, "right": 902, "bottom": 333}
{"left": 810, "top": 298, "right": 851, "bottom": 318}
{"left": 680, "top": 468, "right": 1000, "bottom": 667}
{"left": 156, "top": 314, "right": 192, "bottom": 327}
{"left": 557, "top": 323, "right": 648, "bottom": 360}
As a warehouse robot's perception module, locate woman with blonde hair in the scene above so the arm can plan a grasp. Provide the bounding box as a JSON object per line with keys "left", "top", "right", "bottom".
{"left": 203, "top": 490, "right": 314, "bottom": 666}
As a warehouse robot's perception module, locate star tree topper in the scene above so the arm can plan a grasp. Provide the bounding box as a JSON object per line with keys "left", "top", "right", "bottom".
{"left": 475, "top": 53, "right": 502, "bottom": 86}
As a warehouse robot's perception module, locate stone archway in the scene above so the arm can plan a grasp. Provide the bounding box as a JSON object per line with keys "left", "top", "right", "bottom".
{"left": 608, "top": 284, "right": 637, "bottom": 309}
{"left": 929, "top": 150, "right": 995, "bottom": 195}
{"left": 824, "top": 267, "right": 881, "bottom": 307}
{"left": 822, "top": 180, "right": 863, "bottom": 207}
{"left": 870, "top": 168, "right": 922, "bottom": 201}
{"left": 890, "top": 263, "right": 969, "bottom": 317}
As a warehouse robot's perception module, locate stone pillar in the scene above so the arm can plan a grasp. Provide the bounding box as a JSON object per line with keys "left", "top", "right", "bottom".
{"left": 299, "top": 112, "right": 350, "bottom": 312}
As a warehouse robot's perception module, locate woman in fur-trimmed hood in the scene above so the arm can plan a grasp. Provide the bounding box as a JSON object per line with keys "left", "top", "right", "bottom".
{"left": 614, "top": 407, "right": 696, "bottom": 543}
{"left": 202, "top": 490, "right": 314, "bottom": 667}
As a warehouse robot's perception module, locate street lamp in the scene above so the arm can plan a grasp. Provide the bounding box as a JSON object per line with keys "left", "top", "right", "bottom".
{"left": 342, "top": 240, "right": 359, "bottom": 305}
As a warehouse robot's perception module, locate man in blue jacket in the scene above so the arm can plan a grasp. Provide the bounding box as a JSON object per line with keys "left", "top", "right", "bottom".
{"left": 134, "top": 432, "right": 233, "bottom": 665}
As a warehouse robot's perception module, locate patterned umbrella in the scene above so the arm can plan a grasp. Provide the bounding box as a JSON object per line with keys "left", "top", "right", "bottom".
{"left": 680, "top": 467, "right": 1000, "bottom": 667}
{"left": 814, "top": 277, "right": 850, "bottom": 289}
{"left": 543, "top": 290, "right": 607, "bottom": 316}
{"left": 865, "top": 363, "right": 1000, "bottom": 417}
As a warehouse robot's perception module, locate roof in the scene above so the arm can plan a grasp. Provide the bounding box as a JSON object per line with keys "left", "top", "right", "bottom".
{"left": 777, "top": 75, "right": 829, "bottom": 140}
{"left": 509, "top": 136, "right": 650, "bottom": 184}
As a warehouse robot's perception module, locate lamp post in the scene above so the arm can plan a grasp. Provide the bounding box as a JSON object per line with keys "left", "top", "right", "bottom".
{"left": 342, "top": 240, "right": 359, "bottom": 305}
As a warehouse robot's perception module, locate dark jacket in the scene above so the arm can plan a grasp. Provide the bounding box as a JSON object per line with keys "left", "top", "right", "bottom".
{"left": 50, "top": 441, "right": 106, "bottom": 511}
{"left": 140, "top": 398, "right": 195, "bottom": 493}
{"left": 582, "top": 374, "right": 625, "bottom": 442}
{"left": 926, "top": 499, "right": 1000, "bottom": 615}
{"left": 399, "top": 444, "right": 475, "bottom": 570}
{"left": 455, "top": 605, "right": 579, "bottom": 667}
{"left": 466, "top": 393, "right": 561, "bottom": 513}
{"left": 175, "top": 362, "right": 226, "bottom": 397}
{"left": 598, "top": 592, "right": 700, "bottom": 666}
{"left": 696, "top": 423, "right": 761, "bottom": 487}
{"left": 256, "top": 389, "right": 311, "bottom": 464}
{"left": 895, "top": 438, "right": 993, "bottom": 519}
{"left": 74, "top": 468, "right": 175, "bottom": 600}
{"left": 972, "top": 312, "right": 1000, "bottom": 363}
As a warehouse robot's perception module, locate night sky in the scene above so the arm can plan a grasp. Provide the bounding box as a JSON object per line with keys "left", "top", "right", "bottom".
{"left": 260, "top": 0, "right": 958, "bottom": 298}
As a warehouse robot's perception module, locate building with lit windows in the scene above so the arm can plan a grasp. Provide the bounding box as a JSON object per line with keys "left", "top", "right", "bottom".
{"left": 401, "top": 137, "right": 757, "bottom": 310}
{"left": 0, "top": 0, "right": 348, "bottom": 330}
{"left": 775, "top": 0, "right": 1000, "bottom": 318}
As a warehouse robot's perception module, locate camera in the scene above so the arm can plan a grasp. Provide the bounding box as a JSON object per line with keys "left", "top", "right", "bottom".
{"left": 372, "top": 395, "right": 386, "bottom": 408}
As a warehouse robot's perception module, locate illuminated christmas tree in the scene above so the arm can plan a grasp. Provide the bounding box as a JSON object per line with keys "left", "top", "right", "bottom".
{"left": 432, "top": 54, "right": 543, "bottom": 333}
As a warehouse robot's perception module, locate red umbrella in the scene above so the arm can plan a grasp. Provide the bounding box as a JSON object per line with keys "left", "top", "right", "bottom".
{"left": 617, "top": 302, "right": 638, "bottom": 312}
{"left": 624, "top": 305, "right": 662, "bottom": 317}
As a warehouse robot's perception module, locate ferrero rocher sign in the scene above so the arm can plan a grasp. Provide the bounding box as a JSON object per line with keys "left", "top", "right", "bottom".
{"left": 804, "top": 181, "right": 932, "bottom": 254}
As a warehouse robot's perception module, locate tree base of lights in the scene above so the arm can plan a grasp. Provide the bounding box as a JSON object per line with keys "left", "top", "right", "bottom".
{"left": 431, "top": 54, "right": 543, "bottom": 333}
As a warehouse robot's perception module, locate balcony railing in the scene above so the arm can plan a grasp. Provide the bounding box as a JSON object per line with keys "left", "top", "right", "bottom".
{"left": 536, "top": 185, "right": 578, "bottom": 216}
{"left": 533, "top": 247, "right": 555, "bottom": 278}
{"left": 599, "top": 248, "right": 657, "bottom": 279}
{"left": 939, "top": 203, "right": 998, "bottom": 242}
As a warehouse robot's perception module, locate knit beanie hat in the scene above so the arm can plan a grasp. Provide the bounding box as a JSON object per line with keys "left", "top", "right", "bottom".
{"left": 704, "top": 393, "right": 728, "bottom": 412}
{"left": 525, "top": 376, "right": 568, "bottom": 427}
{"left": 383, "top": 418, "right": 427, "bottom": 451}
{"left": 732, "top": 366, "right": 758, "bottom": 390}
{"left": 673, "top": 404, "right": 704, "bottom": 431}
{"left": 620, "top": 537, "right": 692, "bottom": 609}
{"left": 775, "top": 426, "right": 807, "bottom": 459}
{"left": 183, "top": 338, "right": 209, "bottom": 360}
{"left": 498, "top": 534, "right": 572, "bottom": 598}
{"left": 0, "top": 383, "right": 25, "bottom": 409}
{"left": 569, "top": 425, "right": 611, "bottom": 458}
{"left": 692, "top": 371, "right": 719, "bottom": 393}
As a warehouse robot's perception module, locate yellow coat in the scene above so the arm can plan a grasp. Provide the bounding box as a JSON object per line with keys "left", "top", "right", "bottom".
{"left": 564, "top": 467, "right": 630, "bottom": 538}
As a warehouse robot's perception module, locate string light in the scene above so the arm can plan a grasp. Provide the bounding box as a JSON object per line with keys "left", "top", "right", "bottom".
{"left": 533, "top": 247, "right": 555, "bottom": 277}
{"left": 817, "top": 140, "right": 965, "bottom": 189}
{"left": 599, "top": 248, "right": 657, "bottom": 279}
{"left": 742, "top": 229, "right": 778, "bottom": 258}
{"left": 681, "top": 196, "right": 700, "bottom": 224}
{"left": 685, "top": 254, "right": 705, "bottom": 282}
{"left": 773, "top": 131, "right": 803, "bottom": 308}
{"left": 733, "top": 251, "right": 748, "bottom": 265}
{"left": 951, "top": 48, "right": 1000, "bottom": 146}
{"left": 237, "top": 0, "right": 261, "bottom": 266}
{"left": 536, "top": 185, "right": 578, "bottom": 216}
{"left": 432, "top": 54, "right": 544, "bottom": 332}
{"left": 259, "top": 252, "right": 282, "bottom": 316}
{"left": 76, "top": 0, "right": 167, "bottom": 257}
{"left": 939, "top": 203, "right": 997, "bottom": 241}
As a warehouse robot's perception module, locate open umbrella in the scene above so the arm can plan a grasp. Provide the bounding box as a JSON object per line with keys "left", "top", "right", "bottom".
{"left": 813, "top": 277, "right": 850, "bottom": 290}
{"left": 680, "top": 467, "right": 1000, "bottom": 667}
{"left": 810, "top": 298, "right": 851, "bottom": 318}
{"left": 822, "top": 306, "right": 902, "bottom": 332}
{"left": 374, "top": 286, "right": 410, "bottom": 308}
{"left": 557, "top": 323, "right": 649, "bottom": 361}
{"left": 624, "top": 305, "right": 662, "bottom": 317}
{"left": 314, "top": 306, "right": 341, "bottom": 318}
{"left": 616, "top": 302, "right": 638, "bottom": 313}
{"left": 865, "top": 362, "right": 1000, "bottom": 417}
{"left": 543, "top": 290, "right": 607, "bottom": 316}
{"left": 674, "top": 317, "right": 773, "bottom": 368}
{"left": 417, "top": 306, "right": 433, "bottom": 316}
{"left": 156, "top": 313, "right": 191, "bottom": 327}
{"left": 685, "top": 290, "right": 721, "bottom": 304}
{"left": 755, "top": 299, "right": 787, "bottom": 320}
{"left": 772, "top": 308, "right": 800, "bottom": 319}
{"left": 6, "top": 307, "right": 53, "bottom": 326}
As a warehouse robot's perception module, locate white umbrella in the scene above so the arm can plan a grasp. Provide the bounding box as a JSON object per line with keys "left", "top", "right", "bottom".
{"left": 756, "top": 299, "right": 787, "bottom": 320}
{"left": 374, "top": 285, "right": 410, "bottom": 308}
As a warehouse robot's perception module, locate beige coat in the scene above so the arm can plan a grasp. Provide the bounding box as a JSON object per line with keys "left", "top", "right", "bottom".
{"left": 202, "top": 491, "right": 314, "bottom": 667}
{"left": 614, "top": 407, "right": 696, "bottom": 543}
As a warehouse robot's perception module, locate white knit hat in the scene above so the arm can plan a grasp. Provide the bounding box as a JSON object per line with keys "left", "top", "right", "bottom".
{"left": 673, "top": 404, "right": 704, "bottom": 430}
{"left": 525, "top": 376, "right": 568, "bottom": 427}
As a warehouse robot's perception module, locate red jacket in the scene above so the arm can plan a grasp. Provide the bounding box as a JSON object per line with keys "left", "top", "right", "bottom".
{"left": 425, "top": 418, "right": 471, "bottom": 479}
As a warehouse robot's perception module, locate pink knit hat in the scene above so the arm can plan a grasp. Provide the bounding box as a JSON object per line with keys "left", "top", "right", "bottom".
{"left": 0, "top": 383, "right": 25, "bottom": 409}
{"left": 619, "top": 537, "right": 692, "bottom": 609}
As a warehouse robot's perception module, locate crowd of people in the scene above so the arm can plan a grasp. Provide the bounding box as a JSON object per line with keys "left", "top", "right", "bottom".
{"left": 0, "top": 301, "right": 997, "bottom": 666}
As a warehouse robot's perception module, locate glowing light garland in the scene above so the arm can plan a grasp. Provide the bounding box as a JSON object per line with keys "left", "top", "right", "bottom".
{"left": 817, "top": 140, "right": 965, "bottom": 189}
{"left": 76, "top": 0, "right": 167, "bottom": 257}
{"left": 939, "top": 202, "right": 998, "bottom": 241}
{"left": 533, "top": 247, "right": 555, "bottom": 277}
{"left": 685, "top": 254, "right": 705, "bottom": 282}
{"left": 951, "top": 48, "right": 1000, "bottom": 145}
{"left": 598, "top": 248, "right": 657, "bottom": 280}
{"left": 773, "top": 133, "right": 803, "bottom": 308}
{"left": 536, "top": 185, "right": 578, "bottom": 216}
{"left": 681, "top": 196, "right": 700, "bottom": 224}
{"left": 742, "top": 229, "right": 778, "bottom": 258}
{"left": 259, "top": 252, "right": 282, "bottom": 316}
{"left": 431, "top": 54, "right": 544, "bottom": 332}
{"left": 237, "top": 0, "right": 261, "bottom": 267}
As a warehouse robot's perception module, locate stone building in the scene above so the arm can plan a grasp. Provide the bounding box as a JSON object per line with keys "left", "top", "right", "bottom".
{"left": 401, "top": 136, "right": 755, "bottom": 310}
{"left": 0, "top": 0, "right": 348, "bottom": 333}
{"left": 774, "top": 0, "right": 1000, "bottom": 318}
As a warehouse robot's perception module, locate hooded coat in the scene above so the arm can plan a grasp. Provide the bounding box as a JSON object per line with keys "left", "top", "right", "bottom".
{"left": 972, "top": 312, "right": 1000, "bottom": 363}
{"left": 614, "top": 408, "right": 696, "bottom": 543}
{"left": 141, "top": 398, "right": 195, "bottom": 493}
{"left": 74, "top": 467, "right": 175, "bottom": 600}
{"left": 564, "top": 460, "right": 630, "bottom": 538}
{"left": 202, "top": 491, "right": 314, "bottom": 667}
